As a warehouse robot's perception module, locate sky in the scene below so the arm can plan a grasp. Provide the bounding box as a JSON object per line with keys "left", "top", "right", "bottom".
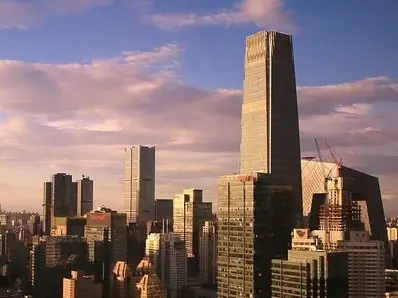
{"left": 0, "top": 0, "right": 398, "bottom": 215}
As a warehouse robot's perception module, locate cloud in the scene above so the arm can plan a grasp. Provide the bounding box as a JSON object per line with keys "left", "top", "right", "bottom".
{"left": 0, "top": 41, "right": 398, "bottom": 214}
{"left": 145, "top": 0, "right": 293, "bottom": 31}
{"left": 0, "top": 0, "right": 113, "bottom": 29}
{"left": 298, "top": 77, "right": 398, "bottom": 116}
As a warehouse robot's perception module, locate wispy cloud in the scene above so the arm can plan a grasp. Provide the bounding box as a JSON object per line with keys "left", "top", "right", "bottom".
{"left": 0, "top": 0, "right": 113, "bottom": 29}
{"left": 145, "top": 0, "right": 294, "bottom": 31}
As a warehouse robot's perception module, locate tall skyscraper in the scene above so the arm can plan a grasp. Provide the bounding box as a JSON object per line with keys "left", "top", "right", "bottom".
{"left": 48, "top": 173, "right": 77, "bottom": 230}
{"left": 124, "top": 145, "right": 155, "bottom": 224}
{"left": 239, "top": 30, "right": 303, "bottom": 225}
{"left": 77, "top": 175, "right": 94, "bottom": 216}
{"left": 217, "top": 173, "right": 294, "bottom": 297}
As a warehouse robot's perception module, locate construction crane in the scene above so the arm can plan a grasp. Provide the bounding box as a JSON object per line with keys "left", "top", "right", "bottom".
{"left": 314, "top": 138, "right": 328, "bottom": 192}
{"left": 325, "top": 140, "right": 343, "bottom": 178}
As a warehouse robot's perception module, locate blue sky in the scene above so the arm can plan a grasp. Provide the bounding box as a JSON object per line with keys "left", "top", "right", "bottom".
{"left": 0, "top": 0, "right": 398, "bottom": 214}
{"left": 1, "top": 0, "right": 397, "bottom": 88}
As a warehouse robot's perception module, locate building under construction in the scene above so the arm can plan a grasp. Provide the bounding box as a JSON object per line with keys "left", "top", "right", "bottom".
{"left": 302, "top": 139, "right": 391, "bottom": 266}
{"left": 319, "top": 200, "right": 363, "bottom": 250}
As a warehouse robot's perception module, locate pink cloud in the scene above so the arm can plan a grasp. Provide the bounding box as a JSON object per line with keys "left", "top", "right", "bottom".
{"left": 1, "top": 42, "right": 398, "bottom": 213}
{"left": 145, "top": 0, "right": 294, "bottom": 32}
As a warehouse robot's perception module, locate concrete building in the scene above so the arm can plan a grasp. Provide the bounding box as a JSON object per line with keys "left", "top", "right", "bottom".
{"left": 76, "top": 175, "right": 94, "bottom": 216}
{"left": 124, "top": 145, "right": 155, "bottom": 224}
{"left": 85, "top": 207, "right": 127, "bottom": 297}
{"left": 337, "top": 230, "right": 385, "bottom": 298}
{"left": 388, "top": 228, "right": 398, "bottom": 241}
{"left": 272, "top": 249, "right": 349, "bottom": 297}
{"left": 239, "top": 30, "right": 303, "bottom": 227}
{"left": 145, "top": 232, "right": 187, "bottom": 298}
{"left": 199, "top": 220, "right": 217, "bottom": 285}
{"left": 62, "top": 270, "right": 102, "bottom": 298}
{"left": 85, "top": 207, "right": 127, "bottom": 264}
{"left": 217, "top": 173, "right": 294, "bottom": 297}
{"left": 45, "top": 236, "right": 88, "bottom": 268}
{"left": 30, "top": 235, "right": 89, "bottom": 298}
{"left": 271, "top": 228, "right": 349, "bottom": 297}
{"left": 303, "top": 160, "right": 391, "bottom": 265}
{"left": 173, "top": 188, "right": 212, "bottom": 274}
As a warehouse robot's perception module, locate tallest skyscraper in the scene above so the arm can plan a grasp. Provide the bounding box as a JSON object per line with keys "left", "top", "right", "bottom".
{"left": 240, "top": 30, "right": 303, "bottom": 223}
{"left": 218, "top": 30, "right": 304, "bottom": 298}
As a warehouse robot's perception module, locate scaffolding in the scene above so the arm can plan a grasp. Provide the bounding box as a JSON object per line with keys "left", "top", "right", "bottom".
{"left": 319, "top": 202, "right": 362, "bottom": 250}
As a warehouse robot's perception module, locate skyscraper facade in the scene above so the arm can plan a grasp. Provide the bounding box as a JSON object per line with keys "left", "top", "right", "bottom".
{"left": 239, "top": 30, "right": 303, "bottom": 226}
{"left": 77, "top": 175, "right": 94, "bottom": 216}
{"left": 217, "top": 173, "right": 294, "bottom": 297}
{"left": 124, "top": 145, "right": 155, "bottom": 224}
{"left": 50, "top": 173, "right": 76, "bottom": 230}
{"left": 199, "top": 220, "right": 217, "bottom": 285}
{"left": 173, "top": 188, "right": 212, "bottom": 275}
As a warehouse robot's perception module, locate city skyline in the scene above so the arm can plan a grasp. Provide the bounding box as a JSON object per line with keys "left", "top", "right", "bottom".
{"left": 0, "top": 0, "right": 398, "bottom": 215}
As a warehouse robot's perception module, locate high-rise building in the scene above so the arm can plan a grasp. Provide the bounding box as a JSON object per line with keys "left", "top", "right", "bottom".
{"left": 29, "top": 214, "right": 41, "bottom": 236}
{"left": 239, "top": 30, "right": 303, "bottom": 226}
{"left": 303, "top": 159, "right": 391, "bottom": 266}
{"left": 63, "top": 270, "right": 102, "bottom": 298}
{"left": 217, "top": 173, "right": 294, "bottom": 297}
{"left": 76, "top": 175, "right": 94, "bottom": 216}
{"left": 145, "top": 232, "right": 187, "bottom": 298}
{"left": 154, "top": 199, "right": 173, "bottom": 229}
{"left": 85, "top": 207, "right": 127, "bottom": 263}
{"left": 43, "top": 182, "right": 52, "bottom": 235}
{"left": 85, "top": 207, "right": 127, "bottom": 297}
{"left": 337, "top": 230, "right": 385, "bottom": 298}
{"left": 124, "top": 145, "right": 155, "bottom": 224}
{"left": 199, "top": 220, "right": 217, "bottom": 285}
{"left": 271, "top": 228, "right": 349, "bottom": 297}
{"left": 388, "top": 228, "right": 398, "bottom": 241}
{"left": 31, "top": 235, "right": 89, "bottom": 298}
{"left": 173, "top": 188, "right": 212, "bottom": 275}
{"left": 50, "top": 173, "right": 77, "bottom": 229}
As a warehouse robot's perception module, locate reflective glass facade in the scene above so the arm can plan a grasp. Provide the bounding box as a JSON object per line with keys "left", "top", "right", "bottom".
{"left": 240, "top": 30, "right": 303, "bottom": 226}
{"left": 217, "top": 173, "right": 294, "bottom": 297}
{"left": 124, "top": 145, "right": 155, "bottom": 223}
